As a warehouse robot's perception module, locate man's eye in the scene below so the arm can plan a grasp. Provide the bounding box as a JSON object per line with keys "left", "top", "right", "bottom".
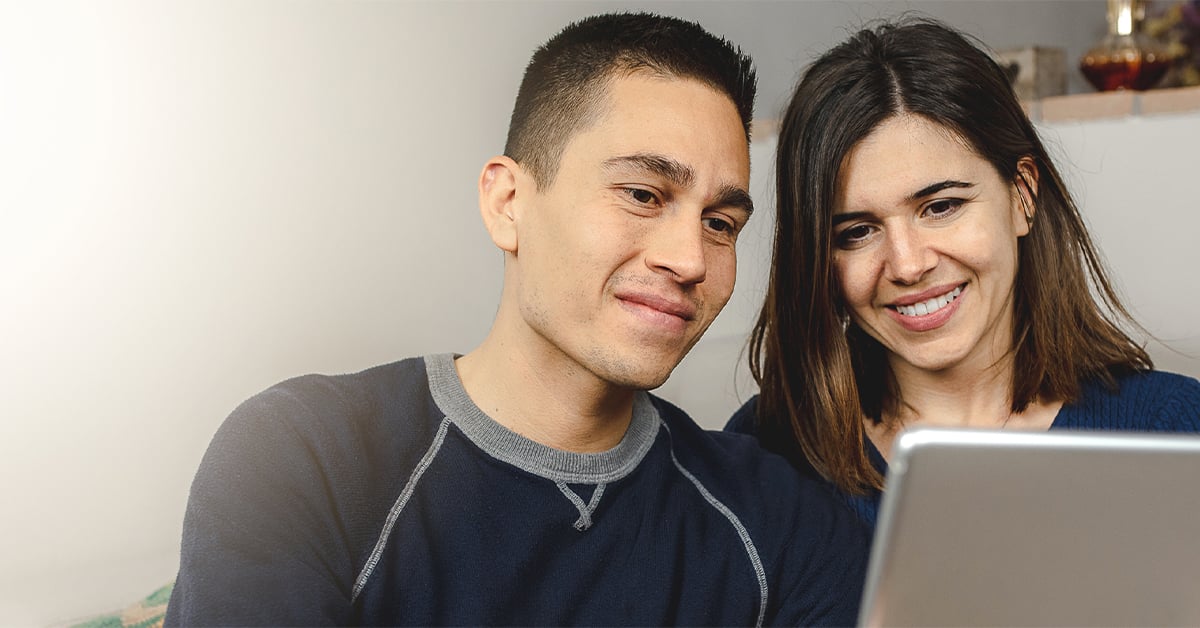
{"left": 705, "top": 217, "right": 734, "bottom": 233}
{"left": 626, "top": 188, "right": 658, "bottom": 205}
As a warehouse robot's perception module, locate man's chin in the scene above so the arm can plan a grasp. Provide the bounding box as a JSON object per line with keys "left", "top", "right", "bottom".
{"left": 599, "top": 360, "right": 678, "bottom": 392}
{"left": 579, "top": 344, "right": 693, "bottom": 391}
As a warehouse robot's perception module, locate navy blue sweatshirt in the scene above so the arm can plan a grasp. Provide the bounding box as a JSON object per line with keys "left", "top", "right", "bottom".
{"left": 167, "top": 354, "right": 869, "bottom": 626}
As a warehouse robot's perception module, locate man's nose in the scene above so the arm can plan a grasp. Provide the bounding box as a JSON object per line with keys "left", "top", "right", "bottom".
{"left": 644, "top": 215, "right": 707, "bottom": 285}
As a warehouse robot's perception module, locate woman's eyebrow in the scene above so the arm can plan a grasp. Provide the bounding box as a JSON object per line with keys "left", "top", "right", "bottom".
{"left": 832, "top": 180, "right": 977, "bottom": 225}
{"left": 832, "top": 211, "right": 871, "bottom": 227}
{"left": 908, "top": 180, "right": 974, "bottom": 201}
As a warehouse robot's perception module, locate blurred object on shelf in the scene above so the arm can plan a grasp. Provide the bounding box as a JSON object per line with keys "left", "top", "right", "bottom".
{"left": 996, "top": 47, "right": 1067, "bottom": 100}
{"left": 1080, "top": 0, "right": 1172, "bottom": 91}
{"left": 1145, "top": 0, "right": 1200, "bottom": 87}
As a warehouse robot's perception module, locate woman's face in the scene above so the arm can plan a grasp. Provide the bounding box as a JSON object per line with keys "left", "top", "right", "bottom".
{"left": 831, "top": 114, "right": 1031, "bottom": 376}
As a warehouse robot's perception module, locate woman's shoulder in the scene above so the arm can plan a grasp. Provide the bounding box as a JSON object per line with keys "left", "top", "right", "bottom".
{"left": 721, "top": 393, "right": 884, "bottom": 528}
{"left": 723, "top": 395, "right": 760, "bottom": 435}
{"left": 1086, "top": 369, "right": 1200, "bottom": 407}
{"left": 1059, "top": 369, "right": 1200, "bottom": 431}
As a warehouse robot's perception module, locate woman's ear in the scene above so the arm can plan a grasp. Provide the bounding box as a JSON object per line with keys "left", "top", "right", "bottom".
{"left": 478, "top": 156, "right": 522, "bottom": 253}
{"left": 1012, "top": 156, "right": 1040, "bottom": 237}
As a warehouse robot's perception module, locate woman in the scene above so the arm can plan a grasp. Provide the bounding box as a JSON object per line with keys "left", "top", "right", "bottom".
{"left": 726, "top": 18, "right": 1200, "bottom": 527}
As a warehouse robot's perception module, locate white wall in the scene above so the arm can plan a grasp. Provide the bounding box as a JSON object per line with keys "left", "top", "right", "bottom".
{"left": 1038, "top": 113, "right": 1200, "bottom": 378}
{"left": 0, "top": 1, "right": 1110, "bottom": 624}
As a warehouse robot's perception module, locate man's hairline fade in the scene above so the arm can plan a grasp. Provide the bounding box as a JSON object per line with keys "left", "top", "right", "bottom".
{"left": 511, "top": 66, "right": 749, "bottom": 192}
{"left": 501, "top": 12, "right": 756, "bottom": 192}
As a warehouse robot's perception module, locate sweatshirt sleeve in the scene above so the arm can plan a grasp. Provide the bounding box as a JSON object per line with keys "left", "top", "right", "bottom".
{"left": 165, "top": 381, "right": 358, "bottom": 626}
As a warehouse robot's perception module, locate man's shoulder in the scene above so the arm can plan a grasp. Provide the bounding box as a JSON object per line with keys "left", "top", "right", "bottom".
{"left": 647, "top": 394, "right": 843, "bottom": 506}
{"left": 190, "top": 353, "right": 453, "bottom": 538}
{"left": 255, "top": 354, "right": 429, "bottom": 407}
{"left": 204, "top": 355, "right": 448, "bottom": 477}
{"left": 170, "top": 355, "right": 455, "bottom": 626}
{"left": 233, "top": 354, "right": 438, "bottom": 425}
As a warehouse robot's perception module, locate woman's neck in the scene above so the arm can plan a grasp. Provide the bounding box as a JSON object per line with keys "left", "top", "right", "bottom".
{"left": 866, "top": 354, "right": 1062, "bottom": 462}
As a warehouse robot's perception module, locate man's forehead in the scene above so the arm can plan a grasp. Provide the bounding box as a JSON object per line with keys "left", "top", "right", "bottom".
{"left": 553, "top": 72, "right": 749, "bottom": 185}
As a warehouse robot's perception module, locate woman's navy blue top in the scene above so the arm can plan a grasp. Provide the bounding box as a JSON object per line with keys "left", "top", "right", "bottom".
{"left": 725, "top": 370, "right": 1200, "bottom": 529}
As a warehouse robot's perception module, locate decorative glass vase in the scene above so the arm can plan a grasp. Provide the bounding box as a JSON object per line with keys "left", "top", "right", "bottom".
{"left": 1080, "top": 0, "right": 1172, "bottom": 91}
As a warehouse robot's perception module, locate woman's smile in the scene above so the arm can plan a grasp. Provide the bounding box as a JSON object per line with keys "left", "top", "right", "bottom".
{"left": 885, "top": 284, "right": 966, "bottom": 333}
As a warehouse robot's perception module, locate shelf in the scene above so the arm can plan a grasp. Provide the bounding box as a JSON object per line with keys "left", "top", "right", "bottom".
{"left": 750, "top": 84, "right": 1200, "bottom": 139}
{"left": 1033, "top": 84, "right": 1200, "bottom": 123}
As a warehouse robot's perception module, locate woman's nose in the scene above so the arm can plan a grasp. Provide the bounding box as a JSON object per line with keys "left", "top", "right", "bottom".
{"left": 882, "top": 225, "right": 937, "bottom": 285}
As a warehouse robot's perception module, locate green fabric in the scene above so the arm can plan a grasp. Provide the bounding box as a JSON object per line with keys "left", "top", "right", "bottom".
{"left": 72, "top": 582, "right": 172, "bottom": 628}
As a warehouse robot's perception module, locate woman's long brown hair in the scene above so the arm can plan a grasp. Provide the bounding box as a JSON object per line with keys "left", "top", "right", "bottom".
{"left": 751, "top": 18, "right": 1152, "bottom": 494}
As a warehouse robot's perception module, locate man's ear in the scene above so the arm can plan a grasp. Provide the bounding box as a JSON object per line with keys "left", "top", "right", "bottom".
{"left": 478, "top": 156, "right": 523, "bottom": 253}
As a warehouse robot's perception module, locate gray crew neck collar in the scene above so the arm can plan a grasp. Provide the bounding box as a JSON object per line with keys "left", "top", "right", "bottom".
{"left": 423, "top": 353, "right": 661, "bottom": 484}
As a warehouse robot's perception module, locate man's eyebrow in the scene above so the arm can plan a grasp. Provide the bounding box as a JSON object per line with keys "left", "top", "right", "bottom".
{"left": 603, "top": 153, "right": 752, "bottom": 215}
{"left": 603, "top": 153, "right": 695, "bottom": 188}
{"left": 714, "top": 185, "right": 754, "bottom": 216}
{"left": 908, "top": 180, "right": 974, "bottom": 202}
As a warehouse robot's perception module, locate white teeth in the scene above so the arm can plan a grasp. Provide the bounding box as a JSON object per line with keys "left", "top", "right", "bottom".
{"left": 895, "top": 286, "right": 962, "bottom": 317}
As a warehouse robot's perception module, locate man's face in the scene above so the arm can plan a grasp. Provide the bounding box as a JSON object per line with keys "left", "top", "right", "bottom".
{"left": 511, "top": 73, "right": 752, "bottom": 391}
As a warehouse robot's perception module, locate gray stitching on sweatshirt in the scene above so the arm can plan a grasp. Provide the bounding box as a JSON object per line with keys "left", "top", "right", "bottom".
{"left": 663, "top": 420, "right": 768, "bottom": 628}
{"left": 556, "top": 482, "right": 607, "bottom": 531}
{"left": 351, "top": 417, "right": 450, "bottom": 602}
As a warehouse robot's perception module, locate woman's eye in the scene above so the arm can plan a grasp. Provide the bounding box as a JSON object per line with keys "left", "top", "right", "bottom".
{"left": 924, "top": 198, "right": 964, "bottom": 218}
{"left": 836, "top": 224, "right": 875, "bottom": 248}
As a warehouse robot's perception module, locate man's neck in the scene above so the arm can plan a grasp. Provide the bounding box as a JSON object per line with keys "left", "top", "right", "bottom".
{"left": 454, "top": 334, "right": 637, "bottom": 454}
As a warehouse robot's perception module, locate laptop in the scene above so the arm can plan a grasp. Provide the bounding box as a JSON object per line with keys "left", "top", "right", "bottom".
{"left": 859, "top": 428, "right": 1200, "bottom": 627}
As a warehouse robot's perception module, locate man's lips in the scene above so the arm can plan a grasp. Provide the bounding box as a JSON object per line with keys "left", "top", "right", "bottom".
{"left": 615, "top": 291, "right": 697, "bottom": 321}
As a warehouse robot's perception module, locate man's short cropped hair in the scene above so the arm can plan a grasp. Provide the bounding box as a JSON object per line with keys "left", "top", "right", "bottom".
{"left": 503, "top": 12, "right": 757, "bottom": 190}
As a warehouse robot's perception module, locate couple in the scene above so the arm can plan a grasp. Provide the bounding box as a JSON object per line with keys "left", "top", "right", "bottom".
{"left": 166, "top": 11, "right": 1200, "bottom": 626}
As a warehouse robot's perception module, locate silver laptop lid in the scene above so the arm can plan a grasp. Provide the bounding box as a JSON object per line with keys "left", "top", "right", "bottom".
{"left": 859, "top": 428, "right": 1200, "bottom": 627}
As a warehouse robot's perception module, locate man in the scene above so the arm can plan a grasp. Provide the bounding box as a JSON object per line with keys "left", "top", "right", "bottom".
{"left": 166, "top": 12, "right": 868, "bottom": 626}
